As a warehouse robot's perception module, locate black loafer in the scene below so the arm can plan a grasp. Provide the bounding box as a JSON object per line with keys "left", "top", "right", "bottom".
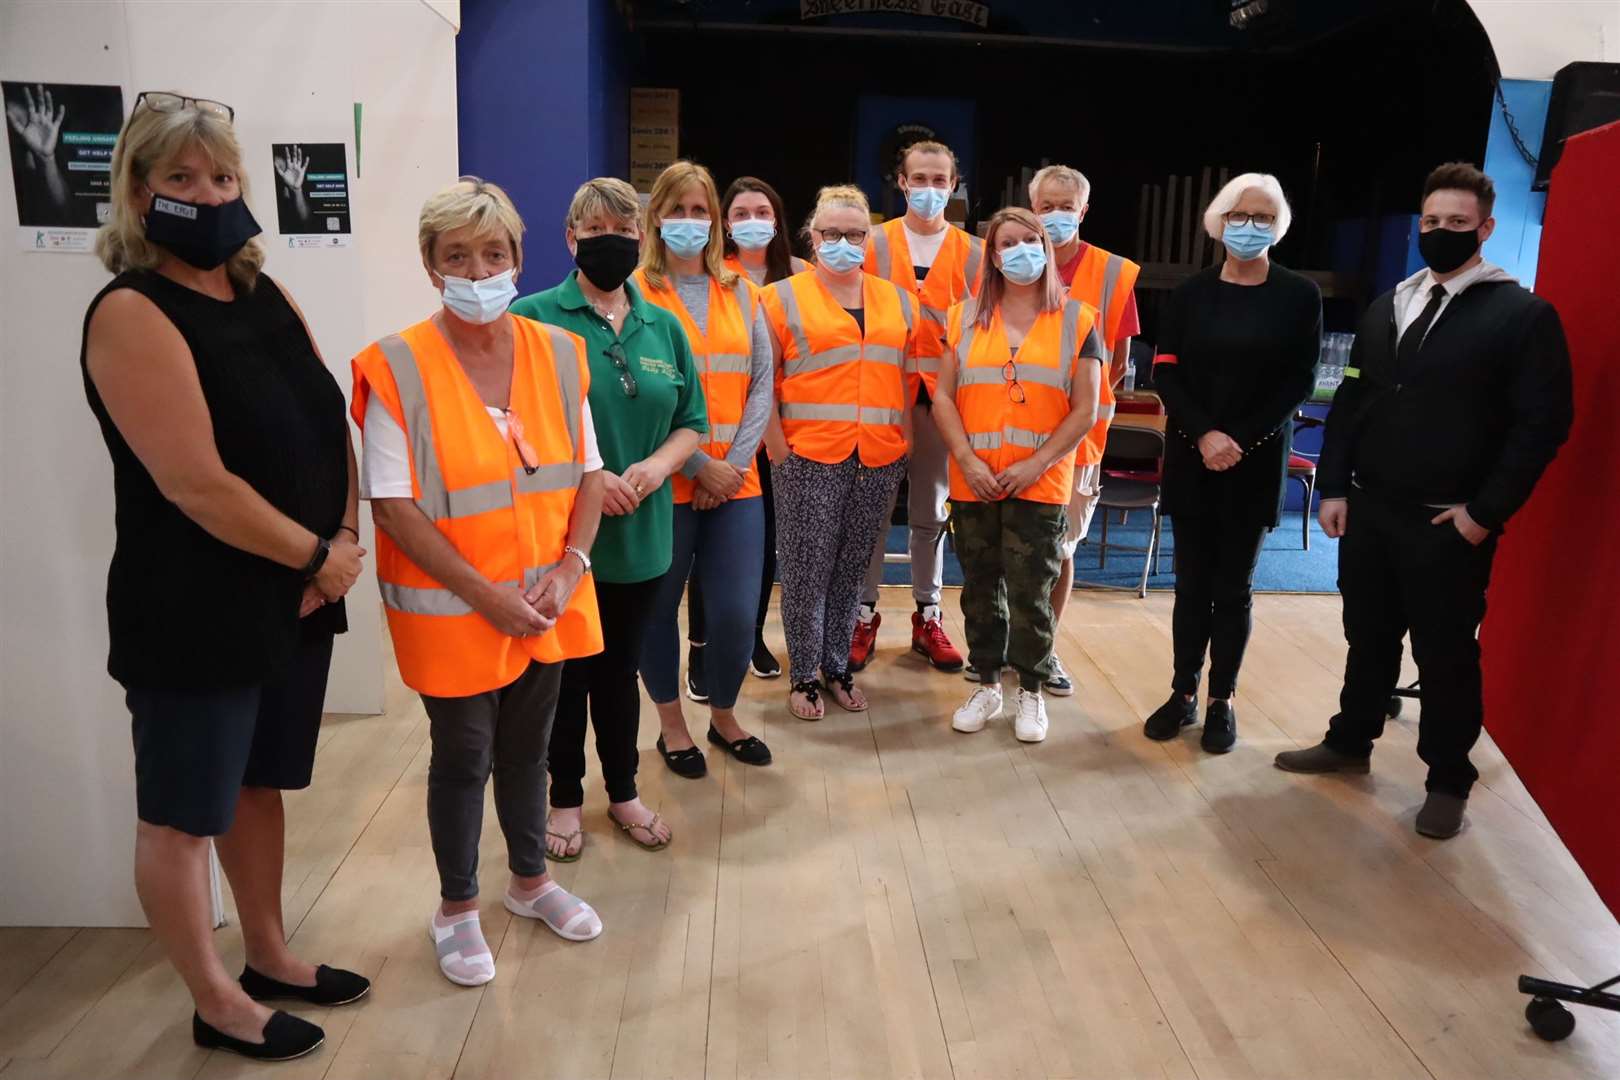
{"left": 657, "top": 734, "right": 708, "bottom": 779}
{"left": 193, "top": 1010, "right": 324, "bottom": 1061}
{"left": 707, "top": 726, "right": 773, "bottom": 766}
{"left": 240, "top": 963, "right": 370, "bottom": 1006}
{"left": 1201, "top": 701, "right": 1237, "bottom": 754}
{"left": 1143, "top": 694, "right": 1198, "bottom": 741}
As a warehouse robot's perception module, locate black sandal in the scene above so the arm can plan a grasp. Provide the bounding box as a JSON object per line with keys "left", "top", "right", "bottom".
{"left": 707, "top": 726, "right": 773, "bottom": 766}
{"left": 789, "top": 680, "right": 824, "bottom": 721}
{"left": 657, "top": 734, "right": 708, "bottom": 779}
{"left": 822, "top": 669, "right": 869, "bottom": 713}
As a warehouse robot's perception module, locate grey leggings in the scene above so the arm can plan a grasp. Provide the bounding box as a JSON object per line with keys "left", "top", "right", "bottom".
{"left": 421, "top": 660, "right": 562, "bottom": 902}
{"left": 773, "top": 451, "right": 907, "bottom": 685}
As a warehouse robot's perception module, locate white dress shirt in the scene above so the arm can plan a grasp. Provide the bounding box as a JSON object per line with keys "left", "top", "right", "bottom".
{"left": 1392, "top": 259, "right": 1509, "bottom": 343}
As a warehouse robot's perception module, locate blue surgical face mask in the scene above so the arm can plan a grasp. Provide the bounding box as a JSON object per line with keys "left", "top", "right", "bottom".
{"left": 1040, "top": 210, "right": 1080, "bottom": 246}
{"left": 1222, "top": 221, "right": 1273, "bottom": 261}
{"left": 437, "top": 268, "right": 517, "bottom": 325}
{"left": 998, "top": 241, "right": 1047, "bottom": 285}
{"left": 729, "top": 218, "right": 776, "bottom": 251}
{"left": 906, "top": 185, "right": 949, "bottom": 220}
{"left": 660, "top": 218, "right": 711, "bottom": 259}
{"left": 817, "top": 237, "right": 866, "bottom": 273}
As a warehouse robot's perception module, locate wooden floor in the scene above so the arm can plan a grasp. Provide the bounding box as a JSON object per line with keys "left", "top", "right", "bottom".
{"left": 3, "top": 589, "right": 1618, "bottom": 1080}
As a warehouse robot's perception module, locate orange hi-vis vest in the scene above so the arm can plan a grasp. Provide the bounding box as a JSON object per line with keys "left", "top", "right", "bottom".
{"left": 723, "top": 254, "right": 812, "bottom": 282}
{"left": 945, "top": 297, "right": 1101, "bottom": 506}
{"left": 632, "top": 268, "right": 763, "bottom": 503}
{"left": 866, "top": 218, "right": 984, "bottom": 396}
{"left": 1067, "top": 243, "right": 1142, "bottom": 466}
{"left": 761, "top": 269, "right": 915, "bottom": 467}
{"left": 351, "top": 315, "right": 604, "bottom": 698}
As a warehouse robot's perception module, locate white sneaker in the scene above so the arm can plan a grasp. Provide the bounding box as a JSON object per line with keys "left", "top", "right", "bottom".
{"left": 952, "top": 685, "right": 1003, "bottom": 733}
{"left": 1014, "top": 688, "right": 1049, "bottom": 743}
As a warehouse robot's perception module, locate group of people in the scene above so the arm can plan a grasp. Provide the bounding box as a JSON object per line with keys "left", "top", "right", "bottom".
{"left": 79, "top": 91, "right": 1572, "bottom": 1062}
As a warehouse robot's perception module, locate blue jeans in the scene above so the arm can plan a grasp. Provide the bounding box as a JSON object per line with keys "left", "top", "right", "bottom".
{"left": 641, "top": 496, "right": 765, "bottom": 710}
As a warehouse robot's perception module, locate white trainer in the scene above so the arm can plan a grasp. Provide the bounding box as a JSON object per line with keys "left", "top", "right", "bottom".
{"left": 1014, "top": 688, "right": 1049, "bottom": 743}
{"left": 953, "top": 685, "right": 1003, "bottom": 733}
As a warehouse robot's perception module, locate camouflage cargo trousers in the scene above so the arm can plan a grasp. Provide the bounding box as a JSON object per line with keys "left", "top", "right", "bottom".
{"left": 950, "top": 499, "right": 1068, "bottom": 691}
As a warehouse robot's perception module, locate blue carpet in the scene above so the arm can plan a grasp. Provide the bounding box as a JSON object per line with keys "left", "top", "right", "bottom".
{"left": 879, "top": 509, "right": 1340, "bottom": 594}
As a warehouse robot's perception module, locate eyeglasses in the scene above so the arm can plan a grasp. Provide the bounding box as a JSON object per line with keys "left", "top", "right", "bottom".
{"left": 504, "top": 409, "right": 541, "bottom": 475}
{"left": 815, "top": 228, "right": 868, "bottom": 246}
{"left": 134, "top": 91, "right": 235, "bottom": 123}
{"left": 606, "top": 341, "right": 638, "bottom": 398}
{"left": 1002, "top": 361, "right": 1027, "bottom": 405}
{"left": 1222, "top": 211, "right": 1275, "bottom": 230}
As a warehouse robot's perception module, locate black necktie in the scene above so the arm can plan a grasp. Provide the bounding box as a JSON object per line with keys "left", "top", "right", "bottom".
{"left": 1397, "top": 283, "right": 1447, "bottom": 373}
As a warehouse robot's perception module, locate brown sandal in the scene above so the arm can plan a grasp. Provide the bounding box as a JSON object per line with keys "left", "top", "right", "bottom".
{"left": 611, "top": 811, "right": 671, "bottom": 851}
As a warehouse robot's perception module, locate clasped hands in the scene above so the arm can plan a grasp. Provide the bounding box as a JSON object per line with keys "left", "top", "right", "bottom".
{"left": 299, "top": 532, "right": 367, "bottom": 617}
{"left": 958, "top": 455, "right": 1047, "bottom": 501}
{"left": 473, "top": 558, "right": 586, "bottom": 638}
{"left": 1198, "top": 430, "right": 1243, "bottom": 472}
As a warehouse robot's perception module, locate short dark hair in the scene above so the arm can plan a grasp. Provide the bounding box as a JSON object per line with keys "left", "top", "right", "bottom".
{"left": 1422, "top": 162, "right": 1495, "bottom": 220}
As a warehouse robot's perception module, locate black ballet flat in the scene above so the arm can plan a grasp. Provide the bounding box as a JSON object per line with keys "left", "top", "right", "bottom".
{"left": 657, "top": 734, "right": 708, "bottom": 779}
{"left": 192, "top": 1010, "right": 324, "bottom": 1061}
{"left": 707, "top": 726, "right": 773, "bottom": 766}
{"left": 240, "top": 963, "right": 371, "bottom": 1006}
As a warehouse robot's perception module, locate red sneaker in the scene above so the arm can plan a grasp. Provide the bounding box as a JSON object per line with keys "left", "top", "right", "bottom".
{"left": 849, "top": 610, "right": 880, "bottom": 671}
{"left": 911, "top": 609, "right": 964, "bottom": 672}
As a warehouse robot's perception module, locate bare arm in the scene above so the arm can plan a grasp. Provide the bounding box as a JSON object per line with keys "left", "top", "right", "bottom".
{"left": 1109, "top": 336, "right": 1132, "bottom": 388}
{"left": 86, "top": 289, "right": 362, "bottom": 598}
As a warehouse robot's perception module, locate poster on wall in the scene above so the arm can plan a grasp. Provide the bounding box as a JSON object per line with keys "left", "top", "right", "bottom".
{"left": 629, "top": 88, "right": 679, "bottom": 194}
{"left": 4, "top": 81, "right": 124, "bottom": 252}
{"left": 271, "top": 142, "right": 352, "bottom": 248}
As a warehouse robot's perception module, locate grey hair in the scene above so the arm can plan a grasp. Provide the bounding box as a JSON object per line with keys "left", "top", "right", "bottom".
{"left": 1203, "top": 172, "right": 1292, "bottom": 241}
{"left": 1027, "top": 165, "right": 1090, "bottom": 208}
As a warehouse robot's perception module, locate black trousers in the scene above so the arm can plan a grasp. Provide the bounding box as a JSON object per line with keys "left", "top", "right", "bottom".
{"left": 548, "top": 579, "right": 657, "bottom": 808}
{"left": 1325, "top": 490, "right": 1498, "bottom": 798}
{"left": 1169, "top": 513, "right": 1269, "bottom": 699}
{"left": 688, "top": 447, "right": 776, "bottom": 640}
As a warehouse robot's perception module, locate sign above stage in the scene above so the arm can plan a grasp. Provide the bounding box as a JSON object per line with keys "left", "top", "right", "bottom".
{"left": 799, "top": 0, "right": 990, "bottom": 29}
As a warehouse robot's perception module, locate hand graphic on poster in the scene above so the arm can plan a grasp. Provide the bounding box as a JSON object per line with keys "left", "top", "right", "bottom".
{"left": 6, "top": 84, "right": 68, "bottom": 211}
{"left": 273, "top": 143, "right": 311, "bottom": 225}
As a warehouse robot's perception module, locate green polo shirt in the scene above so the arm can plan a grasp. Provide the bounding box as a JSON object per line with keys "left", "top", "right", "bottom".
{"left": 511, "top": 271, "right": 707, "bottom": 584}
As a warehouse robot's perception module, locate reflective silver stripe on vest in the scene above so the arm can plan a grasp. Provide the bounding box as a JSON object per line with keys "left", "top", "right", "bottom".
{"left": 1017, "top": 364, "right": 1071, "bottom": 393}
{"left": 1059, "top": 299, "right": 1083, "bottom": 373}
{"left": 543, "top": 324, "right": 584, "bottom": 455}
{"left": 964, "top": 234, "right": 985, "bottom": 289}
{"left": 772, "top": 278, "right": 815, "bottom": 361}
{"left": 380, "top": 561, "right": 561, "bottom": 618}
{"left": 378, "top": 334, "right": 461, "bottom": 522}
{"left": 913, "top": 356, "right": 941, "bottom": 375}
{"left": 968, "top": 432, "right": 1001, "bottom": 450}
{"left": 957, "top": 366, "right": 1004, "bottom": 387}
{"left": 897, "top": 288, "right": 915, "bottom": 333}
{"left": 711, "top": 422, "right": 740, "bottom": 443}
{"left": 1100, "top": 253, "right": 1126, "bottom": 345}
{"left": 1006, "top": 426, "right": 1049, "bottom": 449}
{"left": 445, "top": 479, "right": 515, "bottom": 519}
{"left": 864, "top": 344, "right": 905, "bottom": 369}
{"left": 781, "top": 402, "right": 860, "bottom": 422}
{"left": 515, "top": 462, "right": 584, "bottom": 496}
{"left": 920, "top": 303, "right": 949, "bottom": 327}
{"left": 862, "top": 407, "right": 903, "bottom": 425}
{"left": 872, "top": 227, "right": 893, "bottom": 279}
{"left": 706, "top": 353, "right": 752, "bottom": 375}
{"left": 784, "top": 343, "right": 863, "bottom": 378}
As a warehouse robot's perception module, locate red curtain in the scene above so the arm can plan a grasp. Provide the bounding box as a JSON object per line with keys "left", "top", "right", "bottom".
{"left": 1481, "top": 120, "right": 1620, "bottom": 921}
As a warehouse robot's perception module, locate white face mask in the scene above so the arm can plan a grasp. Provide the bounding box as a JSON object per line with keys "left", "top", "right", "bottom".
{"left": 437, "top": 268, "right": 517, "bottom": 324}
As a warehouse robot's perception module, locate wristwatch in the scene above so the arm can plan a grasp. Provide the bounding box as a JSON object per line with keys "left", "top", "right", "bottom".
{"left": 301, "top": 537, "right": 331, "bottom": 581}
{"left": 564, "top": 545, "right": 592, "bottom": 574}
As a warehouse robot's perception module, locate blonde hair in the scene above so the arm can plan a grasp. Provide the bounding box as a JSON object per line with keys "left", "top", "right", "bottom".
{"left": 973, "top": 207, "right": 1066, "bottom": 330}
{"left": 418, "top": 175, "right": 525, "bottom": 271}
{"left": 801, "top": 184, "right": 870, "bottom": 246}
{"left": 640, "top": 161, "right": 737, "bottom": 291}
{"left": 898, "top": 140, "right": 958, "bottom": 183}
{"left": 1203, "top": 172, "right": 1293, "bottom": 241}
{"left": 565, "top": 176, "right": 641, "bottom": 232}
{"left": 96, "top": 98, "right": 265, "bottom": 288}
{"left": 1028, "top": 164, "right": 1091, "bottom": 208}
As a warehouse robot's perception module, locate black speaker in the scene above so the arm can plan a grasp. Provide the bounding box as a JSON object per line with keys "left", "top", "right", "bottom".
{"left": 1533, "top": 62, "right": 1620, "bottom": 190}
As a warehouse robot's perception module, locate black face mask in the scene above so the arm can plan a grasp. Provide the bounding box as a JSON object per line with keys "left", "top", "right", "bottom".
{"left": 144, "top": 194, "right": 262, "bottom": 271}
{"left": 573, "top": 233, "right": 640, "bottom": 292}
{"left": 1417, "top": 226, "right": 1481, "bottom": 275}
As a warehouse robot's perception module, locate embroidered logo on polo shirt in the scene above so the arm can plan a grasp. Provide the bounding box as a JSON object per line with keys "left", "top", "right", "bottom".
{"left": 639, "top": 357, "right": 677, "bottom": 378}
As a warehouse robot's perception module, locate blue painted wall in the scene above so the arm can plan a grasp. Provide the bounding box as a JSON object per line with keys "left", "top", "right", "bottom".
{"left": 1482, "top": 78, "right": 1552, "bottom": 287}
{"left": 458, "top": 0, "right": 630, "bottom": 288}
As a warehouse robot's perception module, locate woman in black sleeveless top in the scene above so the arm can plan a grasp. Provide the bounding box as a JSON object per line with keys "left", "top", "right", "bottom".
{"left": 81, "top": 93, "right": 367, "bottom": 1062}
